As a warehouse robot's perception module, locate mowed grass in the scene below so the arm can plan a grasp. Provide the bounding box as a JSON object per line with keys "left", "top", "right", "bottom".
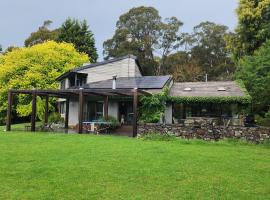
{"left": 0, "top": 131, "right": 269, "bottom": 200}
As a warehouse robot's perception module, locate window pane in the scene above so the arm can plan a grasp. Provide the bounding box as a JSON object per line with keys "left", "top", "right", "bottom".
{"left": 60, "top": 80, "right": 65, "bottom": 89}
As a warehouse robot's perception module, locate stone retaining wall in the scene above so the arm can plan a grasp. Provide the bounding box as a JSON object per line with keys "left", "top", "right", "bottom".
{"left": 138, "top": 123, "right": 270, "bottom": 143}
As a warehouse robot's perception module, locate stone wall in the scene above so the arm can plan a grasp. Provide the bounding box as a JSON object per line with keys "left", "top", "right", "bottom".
{"left": 138, "top": 121, "right": 270, "bottom": 143}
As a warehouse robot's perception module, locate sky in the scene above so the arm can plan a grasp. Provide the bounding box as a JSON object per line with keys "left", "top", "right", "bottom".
{"left": 0, "top": 0, "right": 238, "bottom": 60}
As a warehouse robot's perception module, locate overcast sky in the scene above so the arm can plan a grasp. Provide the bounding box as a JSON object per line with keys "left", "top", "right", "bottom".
{"left": 0, "top": 0, "right": 238, "bottom": 60}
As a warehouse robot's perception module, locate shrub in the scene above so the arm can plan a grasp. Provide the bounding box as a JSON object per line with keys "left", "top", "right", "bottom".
{"left": 48, "top": 112, "right": 64, "bottom": 124}
{"left": 102, "top": 115, "right": 120, "bottom": 130}
{"left": 255, "top": 109, "right": 270, "bottom": 127}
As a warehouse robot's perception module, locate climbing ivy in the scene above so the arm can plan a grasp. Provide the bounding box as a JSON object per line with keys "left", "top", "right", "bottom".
{"left": 168, "top": 95, "right": 251, "bottom": 104}
{"left": 139, "top": 81, "right": 251, "bottom": 123}
{"left": 168, "top": 80, "right": 251, "bottom": 105}
{"left": 139, "top": 87, "right": 169, "bottom": 123}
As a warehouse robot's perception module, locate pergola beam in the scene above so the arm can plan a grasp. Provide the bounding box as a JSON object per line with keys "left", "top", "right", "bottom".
{"left": 6, "top": 91, "right": 13, "bottom": 131}
{"left": 65, "top": 98, "right": 69, "bottom": 131}
{"left": 104, "top": 96, "right": 109, "bottom": 120}
{"left": 133, "top": 88, "right": 138, "bottom": 137}
{"left": 44, "top": 95, "right": 49, "bottom": 125}
{"left": 31, "top": 91, "right": 37, "bottom": 132}
{"left": 78, "top": 90, "right": 84, "bottom": 134}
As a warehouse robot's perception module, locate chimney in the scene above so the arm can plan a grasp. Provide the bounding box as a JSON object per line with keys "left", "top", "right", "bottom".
{"left": 112, "top": 75, "right": 117, "bottom": 89}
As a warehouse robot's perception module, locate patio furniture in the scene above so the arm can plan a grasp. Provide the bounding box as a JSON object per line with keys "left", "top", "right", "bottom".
{"left": 83, "top": 121, "right": 113, "bottom": 134}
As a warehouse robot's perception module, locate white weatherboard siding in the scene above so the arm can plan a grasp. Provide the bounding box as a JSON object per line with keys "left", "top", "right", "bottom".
{"left": 108, "top": 101, "right": 119, "bottom": 119}
{"left": 165, "top": 104, "right": 172, "bottom": 124}
{"left": 68, "top": 100, "right": 79, "bottom": 126}
{"left": 80, "top": 58, "right": 142, "bottom": 83}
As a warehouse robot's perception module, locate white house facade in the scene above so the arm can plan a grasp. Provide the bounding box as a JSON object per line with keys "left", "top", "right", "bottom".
{"left": 56, "top": 55, "right": 249, "bottom": 127}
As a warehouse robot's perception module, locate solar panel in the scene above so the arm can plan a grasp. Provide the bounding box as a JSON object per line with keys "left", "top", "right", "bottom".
{"left": 83, "top": 76, "right": 171, "bottom": 89}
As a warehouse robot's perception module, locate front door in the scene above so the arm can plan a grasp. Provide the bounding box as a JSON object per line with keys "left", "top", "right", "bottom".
{"left": 119, "top": 101, "right": 133, "bottom": 125}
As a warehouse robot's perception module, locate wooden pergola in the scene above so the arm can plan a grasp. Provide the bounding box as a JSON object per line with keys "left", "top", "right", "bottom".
{"left": 6, "top": 88, "right": 149, "bottom": 137}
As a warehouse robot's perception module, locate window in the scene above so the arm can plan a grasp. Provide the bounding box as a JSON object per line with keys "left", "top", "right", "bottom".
{"left": 68, "top": 75, "right": 87, "bottom": 87}
{"left": 76, "top": 77, "right": 87, "bottom": 87}
{"left": 69, "top": 76, "right": 75, "bottom": 87}
{"left": 60, "top": 80, "right": 65, "bottom": 89}
{"left": 59, "top": 102, "right": 66, "bottom": 114}
{"left": 184, "top": 87, "right": 192, "bottom": 91}
{"left": 217, "top": 87, "right": 226, "bottom": 91}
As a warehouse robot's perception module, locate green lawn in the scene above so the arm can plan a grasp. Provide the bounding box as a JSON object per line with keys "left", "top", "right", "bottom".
{"left": 0, "top": 122, "right": 42, "bottom": 131}
{"left": 0, "top": 131, "right": 269, "bottom": 200}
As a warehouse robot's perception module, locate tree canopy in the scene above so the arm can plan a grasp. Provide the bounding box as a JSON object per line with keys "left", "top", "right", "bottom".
{"left": 58, "top": 18, "right": 98, "bottom": 62}
{"left": 24, "top": 19, "right": 98, "bottom": 62}
{"left": 103, "top": 6, "right": 183, "bottom": 75}
{"left": 24, "top": 20, "right": 59, "bottom": 47}
{"left": 0, "top": 41, "right": 89, "bottom": 123}
{"left": 236, "top": 39, "right": 270, "bottom": 115}
{"left": 226, "top": 0, "right": 270, "bottom": 60}
{"left": 183, "top": 21, "right": 235, "bottom": 81}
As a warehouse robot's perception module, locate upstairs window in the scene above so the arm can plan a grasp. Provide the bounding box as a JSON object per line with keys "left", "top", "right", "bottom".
{"left": 68, "top": 74, "right": 87, "bottom": 88}
{"left": 60, "top": 80, "right": 65, "bottom": 89}
{"left": 76, "top": 77, "right": 87, "bottom": 87}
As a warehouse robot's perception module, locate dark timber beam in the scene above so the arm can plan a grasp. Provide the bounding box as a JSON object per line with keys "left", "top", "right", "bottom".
{"left": 6, "top": 91, "right": 13, "bottom": 131}
{"left": 65, "top": 98, "right": 69, "bottom": 131}
{"left": 44, "top": 95, "right": 49, "bottom": 125}
{"left": 31, "top": 91, "right": 37, "bottom": 132}
{"left": 104, "top": 96, "right": 109, "bottom": 120}
{"left": 78, "top": 90, "right": 84, "bottom": 134}
{"left": 133, "top": 88, "right": 138, "bottom": 137}
{"left": 110, "top": 91, "right": 131, "bottom": 97}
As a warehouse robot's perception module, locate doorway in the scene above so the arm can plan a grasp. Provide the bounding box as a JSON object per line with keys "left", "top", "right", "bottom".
{"left": 119, "top": 101, "right": 133, "bottom": 125}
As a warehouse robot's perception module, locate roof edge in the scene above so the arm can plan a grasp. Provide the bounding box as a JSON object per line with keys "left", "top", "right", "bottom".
{"left": 74, "top": 54, "right": 138, "bottom": 72}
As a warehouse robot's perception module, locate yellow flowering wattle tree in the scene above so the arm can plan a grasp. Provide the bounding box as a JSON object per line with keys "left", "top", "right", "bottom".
{"left": 0, "top": 41, "right": 89, "bottom": 123}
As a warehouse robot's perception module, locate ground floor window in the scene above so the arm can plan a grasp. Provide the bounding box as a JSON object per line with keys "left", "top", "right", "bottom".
{"left": 173, "top": 103, "right": 238, "bottom": 124}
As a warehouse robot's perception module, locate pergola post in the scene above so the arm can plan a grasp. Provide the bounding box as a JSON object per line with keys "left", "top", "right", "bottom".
{"left": 31, "top": 91, "right": 37, "bottom": 132}
{"left": 65, "top": 98, "right": 69, "bottom": 131}
{"left": 104, "top": 96, "right": 109, "bottom": 120}
{"left": 6, "top": 91, "right": 13, "bottom": 131}
{"left": 78, "top": 90, "right": 84, "bottom": 134}
{"left": 132, "top": 88, "right": 138, "bottom": 137}
{"left": 44, "top": 95, "right": 49, "bottom": 125}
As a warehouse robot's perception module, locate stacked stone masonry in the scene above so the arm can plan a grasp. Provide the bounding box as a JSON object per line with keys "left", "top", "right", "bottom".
{"left": 138, "top": 118, "right": 270, "bottom": 143}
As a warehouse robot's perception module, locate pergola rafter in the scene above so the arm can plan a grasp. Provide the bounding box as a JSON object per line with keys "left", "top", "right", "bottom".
{"left": 6, "top": 88, "right": 150, "bottom": 137}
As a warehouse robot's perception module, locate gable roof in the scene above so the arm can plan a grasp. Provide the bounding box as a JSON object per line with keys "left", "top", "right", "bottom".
{"left": 56, "top": 55, "right": 143, "bottom": 81}
{"left": 170, "top": 81, "right": 246, "bottom": 97}
{"left": 82, "top": 76, "right": 172, "bottom": 89}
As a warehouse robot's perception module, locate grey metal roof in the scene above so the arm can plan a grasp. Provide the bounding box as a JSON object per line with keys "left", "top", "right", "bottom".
{"left": 170, "top": 81, "right": 246, "bottom": 97}
{"left": 83, "top": 76, "right": 172, "bottom": 89}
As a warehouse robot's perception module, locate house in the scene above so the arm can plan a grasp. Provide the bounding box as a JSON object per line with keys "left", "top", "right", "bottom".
{"left": 55, "top": 55, "right": 172, "bottom": 126}
{"left": 6, "top": 55, "right": 250, "bottom": 136}
{"left": 55, "top": 55, "right": 250, "bottom": 127}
